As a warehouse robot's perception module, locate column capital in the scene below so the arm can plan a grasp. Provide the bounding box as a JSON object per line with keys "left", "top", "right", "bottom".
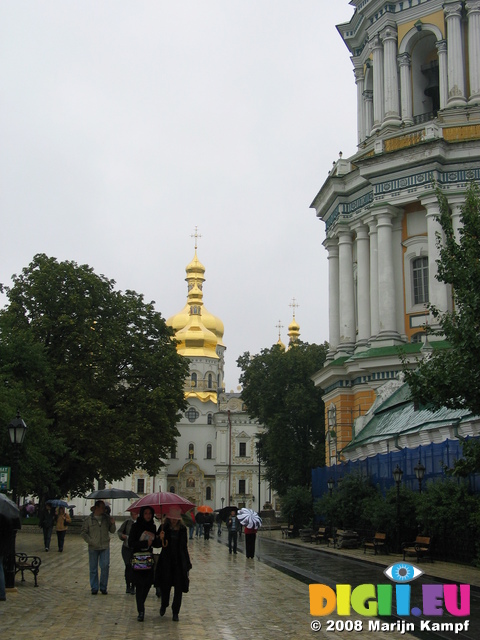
{"left": 323, "top": 236, "right": 339, "bottom": 253}
{"left": 436, "top": 39, "right": 448, "bottom": 54}
{"left": 369, "top": 33, "right": 383, "bottom": 52}
{"left": 444, "top": 1, "right": 464, "bottom": 19}
{"left": 354, "top": 66, "right": 365, "bottom": 83}
{"left": 371, "top": 204, "right": 403, "bottom": 220}
{"left": 380, "top": 24, "right": 398, "bottom": 43}
{"left": 466, "top": 1, "right": 480, "bottom": 14}
{"left": 397, "top": 52, "right": 411, "bottom": 68}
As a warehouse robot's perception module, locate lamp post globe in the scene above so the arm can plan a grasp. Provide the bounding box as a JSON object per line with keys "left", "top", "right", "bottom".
{"left": 414, "top": 460, "right": 426, "bottom": 493}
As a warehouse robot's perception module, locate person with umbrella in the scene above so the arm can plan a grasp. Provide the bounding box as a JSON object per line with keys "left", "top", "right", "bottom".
{"left": 155, "top": 506, "right": 192, "bottom": 622}
{"left": 118, "top": 510, "right": 138, "bottom": 594}
{"left": 54, "top": 506, "right": 71, "bottom": 552}
{"left": 237, "top": 508, "right": 262, "bottom": 559}
{"left": 128, "top": 506, "right": 157, "bottom": 622}
{"left": 39, "top": 502, "right": 55, "bottom": 551}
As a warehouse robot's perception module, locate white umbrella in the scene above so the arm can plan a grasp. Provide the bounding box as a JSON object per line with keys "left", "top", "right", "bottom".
{"left": 237, "top": 508, "right": 262, "bottom": 529}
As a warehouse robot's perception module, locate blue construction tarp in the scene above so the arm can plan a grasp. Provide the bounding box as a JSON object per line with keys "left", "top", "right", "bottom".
{"left": 312, "top": 438, "right": 480, "bottom": 499}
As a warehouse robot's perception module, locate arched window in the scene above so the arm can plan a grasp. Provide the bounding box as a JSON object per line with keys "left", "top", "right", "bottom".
{"left": 412, "top": 257, "right": 429, "bottom": 305}
{"left": 207, "top": 373, "right": 213, "bottom": 389}
{"left": 206, "top": 444, "right": 212, "bottom": 459}
{"left": 206, "top": 486, "right": 212, "bottom": 500}
{"left": 207, "top": 413, "right": 213, "bottom": 425}
{"left": 188, "top": 444, "right": 195, "bottom": 459}
{"left": 170, "top": 444, "right": 177, "bottom": 459}
{"left": 169, "top": 485, "right": 175, "bottom": 493}
{"left": 191, "top": 373, "right": 197, "bottom": 388}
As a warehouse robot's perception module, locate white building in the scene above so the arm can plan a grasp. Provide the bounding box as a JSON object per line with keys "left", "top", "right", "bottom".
{"left": 310, "top": 0, "right": 480, "bottom": 463}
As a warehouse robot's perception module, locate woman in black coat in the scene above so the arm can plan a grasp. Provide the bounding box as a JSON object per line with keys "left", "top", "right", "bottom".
{"left": 155, "top": 506, "right": 192, "bottom": 622}
{"left": 128, "top": 506, "right": 158, "bottom": 621}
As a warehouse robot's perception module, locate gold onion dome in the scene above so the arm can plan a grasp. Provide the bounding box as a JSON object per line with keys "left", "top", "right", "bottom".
{"left": 166, "top": 249, "right": 225, "bottom": 353}
{"left": 288, "top": 317, "right": 300, "bottom": 345}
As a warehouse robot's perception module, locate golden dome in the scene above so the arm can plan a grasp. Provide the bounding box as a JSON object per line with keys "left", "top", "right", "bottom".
{"left": 288, "top": 317, "right": 300, "bottom": 346}
{"left": 166, "top": 249, "right": 225, "bottom": 352}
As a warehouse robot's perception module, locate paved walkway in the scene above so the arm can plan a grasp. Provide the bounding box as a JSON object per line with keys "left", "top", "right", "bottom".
{"left": 1, "top": 528, "right": 479, "bottom": 640}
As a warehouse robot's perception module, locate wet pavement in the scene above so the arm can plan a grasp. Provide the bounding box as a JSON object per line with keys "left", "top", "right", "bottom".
{"left": 1, "top": 527, "right": 479, "bottom": 640}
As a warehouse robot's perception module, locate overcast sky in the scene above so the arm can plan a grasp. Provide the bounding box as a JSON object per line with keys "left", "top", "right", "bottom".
{"left": 0, "top": 1, "right": 357, "bottom": 389}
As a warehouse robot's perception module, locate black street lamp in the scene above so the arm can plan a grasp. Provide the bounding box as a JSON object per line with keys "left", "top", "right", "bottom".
{"left": 327, "top": 477, "right": 334, "bottom": 496}
{"left": 5, "top": 411, "right": 28, "bottom": 590}
{"left": 414, "top": 459, "right": 426, "bottom": 494}
{"left": 255, "top": 442, "right": 262, "bottom": 510}
{"left": 393, "top": 464, "right": 403, "bottom": 553}
{"left": 327, "top": 477, "right": 335, "bottom": 545}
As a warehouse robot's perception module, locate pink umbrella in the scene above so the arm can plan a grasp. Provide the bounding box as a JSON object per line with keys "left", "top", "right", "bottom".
{"left": 126, "top": 491, "right": 194, "bottom": 517}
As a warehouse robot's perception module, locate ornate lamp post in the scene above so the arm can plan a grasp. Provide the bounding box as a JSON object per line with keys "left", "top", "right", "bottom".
{"left": 393, "top": 464, "right": 403, "bottom": 553}
{"left": 5, "top": 411, "right": 28, "bottom": 590}
{"left": 327, "top": 477, "right": 335, "bottom": 544}
{"left": 255, "top": 442, "right": 262, "bottom": 510}
{"left": 414, "top": 459, "right": 426, "bottom": 494}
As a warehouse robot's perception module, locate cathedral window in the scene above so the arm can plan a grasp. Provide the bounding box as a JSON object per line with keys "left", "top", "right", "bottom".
{"left": 191, "top": 373, "right": 197, "bottom": 388}
{"left": 412, "top": 257, "right": 429, "bottom": 305}
{"left": 186, "top": 407, "right": 199, "bottom": 423}
{"left": 238, "top": 479, "right": 246, "bottom": 494}
{"left": 207, "top": 373, "right": 213, "bottom": 389}
{"left": 207, "top": 413, "right": 213, "bottom": 425}
{"left": 137, "top": 478, "right": 145, "bottom": 494}
{"left": 170, "top": 444, "right": 177, "bottom": 459}
{"left": 239, "top": 442, "right": 247, "bottom": 457}
{"left": 188, "top": 443, "right": 195, "bottom": 459}
{"left": 206, "top": 486, "right": 212, "bottom": 500}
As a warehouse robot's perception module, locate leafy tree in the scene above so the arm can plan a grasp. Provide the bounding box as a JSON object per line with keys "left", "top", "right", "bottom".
{"left": 404, "top": 182, "right": 480, "bottom": 473}
{"left": 280, "top": 485, "right": 314, "bottom": 531}
{"left": 237, "top": 341, "right": 327, "bottom": 496}
{"left": 0, "top": 254, "right": 189, "bottom": 499}
{"left": 405, "top": 182, "right": 480, "bottom": 415}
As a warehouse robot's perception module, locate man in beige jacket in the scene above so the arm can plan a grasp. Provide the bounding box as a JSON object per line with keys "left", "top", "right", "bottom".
{"left": 81, "top": 500, "right": 116, "bottom": 594}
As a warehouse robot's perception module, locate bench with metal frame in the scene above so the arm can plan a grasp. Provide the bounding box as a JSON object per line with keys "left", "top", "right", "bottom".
{"left": 15, "top": 552, "right": 42, "bottom": 587}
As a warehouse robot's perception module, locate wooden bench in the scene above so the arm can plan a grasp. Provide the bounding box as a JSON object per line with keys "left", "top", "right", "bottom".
{"left": 402, "top": 536, "right": 432, "bottom": 563}
{"left": 15, "top": 552, "right": 42, "bottom": 587}
{"left": 364, "top": 532, "right": 387, "bottom": 555}
{"left": 311, "top": 527, "right": 328, "bottom": 544}
{"left": 281, "top": 524, "right": 294, "bottom": 539}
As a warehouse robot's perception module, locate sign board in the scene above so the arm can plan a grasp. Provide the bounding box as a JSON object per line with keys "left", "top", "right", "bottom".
{"left": 0, "top": 466, "right": 11, "bottom": 492}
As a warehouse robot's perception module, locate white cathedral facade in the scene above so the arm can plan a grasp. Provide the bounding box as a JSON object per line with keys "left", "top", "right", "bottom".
{"left": 311, "top": 0, "right": 480, "bottom": 464}
{"left": 70, "top": 247, "right": 271, "bottom": 517}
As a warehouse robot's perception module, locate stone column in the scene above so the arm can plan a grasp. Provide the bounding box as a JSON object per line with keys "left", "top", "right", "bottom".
{"left": 436, "top": 40, "right": 449, "bottom": 110}
{"left": 381, "top": 25, "right": 401, "bottom": 126}
{"left": 449, "top": 197, "right": 464, "bottom": 242}
{"left": 368, "top": 218, "right": 379, "bottom": 338}
{"left": 354, "top": 66, "right": 366, "bottom": 144}
{"left": 398, "top": 52, "right": 413, "bottom": 125}
{"left": 354, "top": 224, "right": 371, "bottom": 346}
{"left": 423, "top": 197, "right": 450, "bottom": 316}
{"left": 370, "top": 34, "right": 384, "bottom": 132}
{"left": 466, "top": 1, "right": 480, "bottom": 104}
{"left": 338, "top": 229, "right": 356, "bottom": 351}
{"left": 376, "top": 208, "right": 401, "bottom": 340}
{"left": 324, "top": 237, "right": 340, "bottom": 354}
{"left": 364, "top": 89, "right": 374, "bottom": 137}
{"left": 445, "top": 1, "right": 467, "bottom": 106}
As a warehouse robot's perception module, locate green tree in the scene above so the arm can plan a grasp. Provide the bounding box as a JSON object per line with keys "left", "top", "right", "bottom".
{"left": 237, "top": 341, "right": 327, "bottom": 496}
{"left": 406, "top": 182, "right": 480, "bottom": 414}
{"left": 0, "top": 254, "right": 189, "bottom": 498}
{"left": 280, "top": 485, "right": 314, "bottom": 531}
{"left": 405, "top": 182, "right": 480, "bottom": 473}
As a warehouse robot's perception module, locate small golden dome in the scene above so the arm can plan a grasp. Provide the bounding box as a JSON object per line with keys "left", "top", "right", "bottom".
{"left": 288, "top": 317, "right": 300, "bottom": 345}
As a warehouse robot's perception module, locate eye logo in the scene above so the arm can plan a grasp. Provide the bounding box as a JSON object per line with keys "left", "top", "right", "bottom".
{"left": 384, "top": 562, "right": 423, "bottom": 583}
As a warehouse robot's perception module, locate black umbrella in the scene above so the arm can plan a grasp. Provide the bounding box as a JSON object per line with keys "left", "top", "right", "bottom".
{"left": 0, "top": 493, "right": 22, "bottom": 530}
{"left": 86, "top": 488, "right": 139, "bottom": 500}
{"left": 216, "top": 505, "right": 238, "bottom": 522}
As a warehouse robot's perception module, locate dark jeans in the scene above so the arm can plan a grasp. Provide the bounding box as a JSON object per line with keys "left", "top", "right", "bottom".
{"left": 56, "top": 530, "right": 66, "bottom": 551}
{"left": 161, "top": 575, "right": 183, "bottom": 615}
{"left": 228, "top": 531, "right": 238, "bottom": 553}
{"left": 42, "top": 526, "right": 53, "bottom": 550}
{"left": 121, "top": 546, "right": 134, "bottom": 587}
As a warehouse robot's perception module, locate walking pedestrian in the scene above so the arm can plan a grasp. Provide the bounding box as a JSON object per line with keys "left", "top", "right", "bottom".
{"left": 55, "top": 506, "right": 71, "bottom": 552}
{"left": 155, "top": 506, "right": 192, "bottom": 622}
{"left": 128, "top": 506, "right": 157, "bottom": 622}
{"left": 80, "top": 500, "right": 116, "bottom": 595}
{"left": 39, "top": 503, "right": 55, "bottom": 551}
{"left": 244, "top": 524, "right": 258, "bottom": 559}
{"left": 227, "top": 509, "right": 240, "bottom": 554}
{"left": 118, "top": 511, "right": 138, "bottom": 594}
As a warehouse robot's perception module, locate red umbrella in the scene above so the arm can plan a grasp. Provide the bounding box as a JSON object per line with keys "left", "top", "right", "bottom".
{"left": 196, "top": 505, "right": 214, "bottom": 513}
{"left": 126, "top": 491, "right": 194, "bottom": 517}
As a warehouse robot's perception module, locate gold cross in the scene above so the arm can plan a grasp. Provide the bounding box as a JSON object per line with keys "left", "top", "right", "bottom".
{"left": 275, "top": 320, "right": 284, "bottom": 340}
{"left": 191, "top": 226, "right": 202, "bottom": 250}
{"left": 289, "top": 298, "right": 300, "bottom": 318}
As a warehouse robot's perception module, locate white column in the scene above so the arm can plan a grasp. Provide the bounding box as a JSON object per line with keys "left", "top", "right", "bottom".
{"left": 371, "top": 34, "right": 384, "bottom": 131}
{"left": 450, "top": 199, "right": 463, "bottom": 241}
{"left": 436, "top": 40, "right": 449, "bottom": 110}
{"left": 368, "top": 218, "right": 379, "bottom": 338}
{"left": 354, "top": 225, "right": 371, "bottom": 346}
{"left": 398, "top": 52, "right": 413, "bottom": 125}
{"left": 324, "top": 237, "right": 340, "bottom": 354}
{"left": 354, "top": 66, "right": 366, "bottom": 144}
{"left": 466, "top": 1, "right": 480, "bottom": 104}
{"left": 381, "top": 25, "right": 401, "bottom": 126}
{"left": 445, "top": 1, "right": 467, "bottom": 106}
{"left": 376, "top": 209, "right": 400, "bottom": 339}
{"left": 423, "top": 197, "right": 450, "bottom": 316}
{"left": 392, "top": 218, "right": 405, "bottom": 339}
{"left": 338, "top": 229, "right": 356, "bottom": 350}
{"left": 364, "top": 89, "right": 374, "bottom": 137}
